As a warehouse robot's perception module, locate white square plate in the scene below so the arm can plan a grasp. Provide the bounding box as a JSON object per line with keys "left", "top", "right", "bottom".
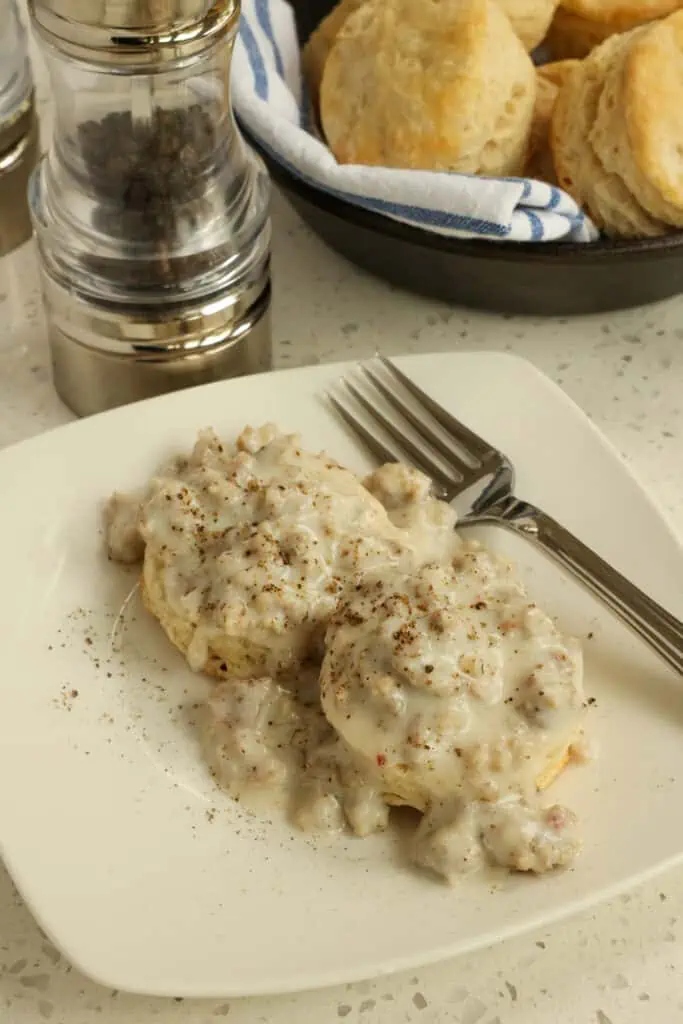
{"left": 0, "top": 352, "right": 681, "bottom": 999}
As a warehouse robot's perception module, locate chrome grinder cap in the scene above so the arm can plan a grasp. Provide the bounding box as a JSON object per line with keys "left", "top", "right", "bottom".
{"left": 29, "top": 0, "right": 239, "bottom": 65}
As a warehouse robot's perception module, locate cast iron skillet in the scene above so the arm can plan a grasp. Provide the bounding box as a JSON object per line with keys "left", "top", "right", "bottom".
{"left": 240, "top": 0, "right": 683, "bottom": 316}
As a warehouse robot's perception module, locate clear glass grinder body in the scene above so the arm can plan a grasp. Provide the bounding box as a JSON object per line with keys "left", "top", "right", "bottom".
{"left": 0, "top": 0, "right": 32, "bottom": 137}
{"left": 0, "top": 0, "right": 38, "bottom": 256}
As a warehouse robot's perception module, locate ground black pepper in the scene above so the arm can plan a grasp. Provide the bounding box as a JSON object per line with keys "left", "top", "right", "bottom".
{"left": 77, "top": 104, "right": 234, "bottom": 287}
{"left": 79, "top": 105, "right": 217, "bottom": 241}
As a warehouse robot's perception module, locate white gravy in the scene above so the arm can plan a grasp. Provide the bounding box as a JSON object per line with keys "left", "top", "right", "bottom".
{"left": 105, "top": 428, "right": 590, "bottom": 883}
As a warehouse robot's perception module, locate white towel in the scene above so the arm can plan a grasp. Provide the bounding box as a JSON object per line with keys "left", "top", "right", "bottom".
{"left": 231, "top": 0, "right": 599, "bottom": 244}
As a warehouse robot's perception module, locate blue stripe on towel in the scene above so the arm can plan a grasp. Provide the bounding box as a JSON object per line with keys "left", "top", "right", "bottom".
{"left": 355, "top": 192, "right": 508, "bottom": 236}
{"left": 254, "top": 0, "right": 285, "bottom": 78}
{"left": 506, "top": 178, "right": 569, "bottom": 215}
{"left": 239, "top": 16, "right": 269, "bottom": 101}
{"left": 525, "top": 210, "right": 544, "bottom": 240}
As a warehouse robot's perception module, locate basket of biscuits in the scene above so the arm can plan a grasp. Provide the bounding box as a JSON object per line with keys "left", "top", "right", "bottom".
{"left": 232, "top": 0, "right": 683, "bottom": 314}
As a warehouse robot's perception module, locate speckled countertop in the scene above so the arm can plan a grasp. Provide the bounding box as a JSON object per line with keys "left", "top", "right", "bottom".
{"left": 2, "top": 31, "right": 683, "bottom": 1018}
{"left": 1, "top": 191, "right": 682, "bottom": 1024}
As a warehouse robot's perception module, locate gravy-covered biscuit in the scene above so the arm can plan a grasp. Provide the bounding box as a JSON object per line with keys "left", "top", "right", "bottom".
{"left": 320, "top": 0, "right": 536, "bottom": 177}
{"left": 321, "top": 559, "right": 586, "bottom": 876}
{"left": 107, "top": 425, "right": 410, "bottom": 681}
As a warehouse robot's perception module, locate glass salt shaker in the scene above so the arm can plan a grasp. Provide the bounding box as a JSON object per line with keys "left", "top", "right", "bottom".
{"left": 0, "top": 0, "right": 38, "bottom": 256}
{"left": 28, "top": 0, "right": 272, "bottom": 416}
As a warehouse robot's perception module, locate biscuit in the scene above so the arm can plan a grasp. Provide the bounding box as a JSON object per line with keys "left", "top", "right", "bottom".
{"left": 320, "top": 558, "right": 586, "bottom": 823}
{"left": 590, "top": 11, "right": 683, "bottom": 226}
{"left": 525, "top": 59, "right": 579, "bottom": 181}
{"left": 302, "top": 0, "right": 369, "bottom": 113}
{"left": 133, "top": 425, "right": 408, "bottom": 685}
{"left": 538, "top": 56, "right": 583, "bottom": 86}
{"left": 550, "top": 31, "right": 667, "bottom": 235}
{"left": 546, "top": 6, "right": 621, "bottom": 57}
{"left": 496, "top": 0, "right": 563, "bottom": 49}
{"left": 320, "top": 0, "right": 537, "bottom": 176}
{"left": 141, "top": 561, "right": 275, "bottom": 682}
{"left": 384, "top": 743, "right": 576, "bottom": 810}
{"left": 547, "top": 0, "right": 681, "bottom": 58}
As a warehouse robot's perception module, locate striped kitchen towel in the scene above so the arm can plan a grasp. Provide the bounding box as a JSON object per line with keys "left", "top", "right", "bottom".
{"left": 231, "top": 0, "right": 599, "bottom": 243}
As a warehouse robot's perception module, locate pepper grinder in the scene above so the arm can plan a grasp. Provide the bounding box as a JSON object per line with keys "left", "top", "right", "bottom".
{"left": 28, "top": 0, "right": 273, "bottom": 417}
{"left": 0, "top": 0, "right": 38, "bottom": 256}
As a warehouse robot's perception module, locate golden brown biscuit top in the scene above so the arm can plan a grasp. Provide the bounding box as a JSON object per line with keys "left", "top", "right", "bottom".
{"left": 302, "top": 0, "right": 368, "bottom": 107}
{"left": 624, "top": 10, "right": 683, "bottom": 208}
{"left": 559, "top": 0, "right": 681, "bottom": 27}
{"left": 320, "top": 0, "right": 533, "bottom": 172}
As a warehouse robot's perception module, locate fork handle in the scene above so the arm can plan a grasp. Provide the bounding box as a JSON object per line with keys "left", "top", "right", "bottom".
{"left": 464, "top": 499, "right": 683, "bottom": 676}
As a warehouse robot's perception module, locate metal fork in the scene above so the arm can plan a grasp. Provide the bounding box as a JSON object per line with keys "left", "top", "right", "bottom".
{"left": 328, "top": 356, "right": 683, "bottom": 676}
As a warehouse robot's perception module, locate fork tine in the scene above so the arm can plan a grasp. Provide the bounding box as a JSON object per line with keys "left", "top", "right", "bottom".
{"left": 337, "top": 378, "right": 462, "bottom": 493}
{"left": 379, "top": 355, "right": 495, "bottom": 462}
{"left": 360, "top": 362, "right": 478, "bottom": 474}
{"left": 327, "top": 391, "right": 406, "bottom": 468}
